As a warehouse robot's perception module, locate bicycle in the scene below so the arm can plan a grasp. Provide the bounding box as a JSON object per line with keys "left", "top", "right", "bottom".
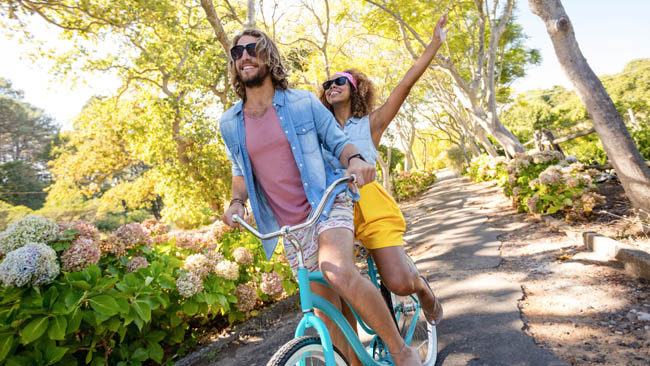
{"left": 232, "top": 176, "right": 438, "bottom": 366}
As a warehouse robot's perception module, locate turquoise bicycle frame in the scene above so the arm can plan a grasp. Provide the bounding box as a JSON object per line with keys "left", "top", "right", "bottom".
{"left": 292, "top": 254, "right": 421, "bottom": 366}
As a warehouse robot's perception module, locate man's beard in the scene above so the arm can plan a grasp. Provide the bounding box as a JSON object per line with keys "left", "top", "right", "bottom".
{"left": 241, "top": 65, "right": 270, "bottom": 88}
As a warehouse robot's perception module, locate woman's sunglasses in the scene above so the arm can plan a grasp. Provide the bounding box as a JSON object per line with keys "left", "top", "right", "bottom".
{"left": 230, "top": 43, "right": 257, "bottom": 60}
{"left": 322, "top": 76, "right": 349, "bottom": 90}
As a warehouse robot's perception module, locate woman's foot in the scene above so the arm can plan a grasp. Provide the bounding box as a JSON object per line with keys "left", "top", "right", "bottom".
{"left": 391, "top": 342, "right": 423, "bottom": 366}
{"left": 418, "top": 275, "right": 443, "bottom": 325}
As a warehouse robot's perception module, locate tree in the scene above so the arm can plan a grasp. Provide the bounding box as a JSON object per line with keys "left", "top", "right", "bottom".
{"left": 0, "top": 78, "right": 58, "bottom": 164}
{"left": 528, "top": 0, "right": 650, "bottom": 222}
{"left": 0, "top": 160, "right": 46, "bottom": 209}
{"left": 364, "top": 0, "right": 538, "bottom": 157}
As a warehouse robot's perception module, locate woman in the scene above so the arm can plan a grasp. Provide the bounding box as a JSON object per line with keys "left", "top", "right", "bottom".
{"left": 320, "top": 15, "right": 448, "bottom": 327}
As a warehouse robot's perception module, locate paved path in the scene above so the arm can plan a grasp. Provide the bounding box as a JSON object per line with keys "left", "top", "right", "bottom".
{"left": 401, "top": 170, "right": 566, "bottom": 366}
{"left": 177, "top": 170, "right": 567, "bottom": 366}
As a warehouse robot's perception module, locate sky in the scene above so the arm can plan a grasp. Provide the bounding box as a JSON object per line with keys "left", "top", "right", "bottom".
{"left": 1, "top": 1, "right": 649, "bottom": 129}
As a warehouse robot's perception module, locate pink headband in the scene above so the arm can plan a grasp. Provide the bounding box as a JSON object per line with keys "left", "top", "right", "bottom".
{"left": 333, "top": 72, "right": 357, "bottom": 90}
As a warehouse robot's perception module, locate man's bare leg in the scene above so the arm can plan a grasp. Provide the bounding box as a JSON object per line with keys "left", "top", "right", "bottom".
{"left": 311, "top": 283, "right": 361, "bottom": 366}
{"left": 318, "top": 228, "right": 422, "bottom": 366}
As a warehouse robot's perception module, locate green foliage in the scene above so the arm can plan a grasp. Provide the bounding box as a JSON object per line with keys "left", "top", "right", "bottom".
{"left": 392, "top": 170, "right": 437, "bottom": 201}
{"left": 631, "top": 122, "right": 650, "bottom": 160}
{"left": 377, "top": 145, "right": 405, "bottom": 174}
{"left": 502, "top": 58, "right": 650, "bottom": 164}
{"left": 0, "top": 161, "right": 47, "bottom": 210}
{"left": 466, "top": 152, "right": 605, "bottom": 220}
{"left": 0, "top": 218, "right": 296, "bottom": 365}
{"left": 0, "top": 201, "right": 32, "bottom": 231}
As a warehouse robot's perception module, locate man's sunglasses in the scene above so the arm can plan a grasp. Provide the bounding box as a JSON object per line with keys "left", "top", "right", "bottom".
{"left": 230, "top": 43, "right": 257, "bottom": 60}
{"left": 322, "top": 76, "right": 349, "bottom": 90}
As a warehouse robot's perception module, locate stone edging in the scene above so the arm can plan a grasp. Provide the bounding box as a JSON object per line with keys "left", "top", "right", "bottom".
{"left": 541, "top": 215, "right": 650, "bottom": 280}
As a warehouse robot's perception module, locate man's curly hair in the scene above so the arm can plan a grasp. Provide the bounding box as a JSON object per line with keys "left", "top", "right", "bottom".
{"left": 229, "top": 29, "right": 288, "bottom": 101}
{"left": 319, "top": 69, "right": 376, "bottom": 118}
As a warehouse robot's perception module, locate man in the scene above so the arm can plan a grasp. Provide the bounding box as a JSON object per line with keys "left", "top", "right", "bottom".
{"left": 220, "top": 29, "right": 422, "bottom": 366}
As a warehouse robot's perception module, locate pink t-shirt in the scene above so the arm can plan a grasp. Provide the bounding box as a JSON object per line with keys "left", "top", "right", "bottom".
{"left": 244, "top": 107, "right": 311, "bottom": 226}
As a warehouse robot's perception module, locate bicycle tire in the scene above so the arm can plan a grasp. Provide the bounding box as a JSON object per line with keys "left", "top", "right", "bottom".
{"left": 266, "top": 336, "right": 349, "bottom": 366}
{"left": 392, "top": 293, "right": 438, "bottom": 366}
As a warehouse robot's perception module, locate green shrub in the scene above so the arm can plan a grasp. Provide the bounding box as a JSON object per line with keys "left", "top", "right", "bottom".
{"left": 392, "top": 170, "right": 437, "bottom": 201}
{"left": 467, "top": 151, "right": 605, "bottom": 220}
{"left": 631, "top": 122, "right": 650, "bottom": 160}
{"left": 0, "top": 201, "right": 32, "bottom": 231}
{"left": 0, "top": 218, "right": 295, "bottom": 365}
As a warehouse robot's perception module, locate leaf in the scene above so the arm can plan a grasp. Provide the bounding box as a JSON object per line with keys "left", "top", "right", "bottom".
{"left": 182, "top": 300, "right": 198, "bottom": 316}
{"left": 148, "top": 342, "right": 164, "bottom": 363}
{"left": 64, "top": 291, "right": 84, "bottom": 309}
{"left": 88, "top": 295, "right": 119, "bottom": 316}
{"left": 20, "top": 316, "right": 49, "bottom": 344}
{"left": 0, "top": 334, "right": 14, "bottom": 361}
{"left": 47, "top": 316, "right": 67, "bottom": 340}
{"left": 70, "top": 281, "right": 91, "bottom": 291}
{"left": 86, "top": 265, "right": 101, "bottom": 284}
{"left": 45, "top": 344, "right": 68, "bottom": 365}
{"left": 67, "top": 308, "right": 83, "bottom": 334}
{"left": 115, "top": 298, "right": 130, "bottom": 315}
{"left": 133, "top": 300, "right": 151, "bottom": 323}
{"left": 132, "top": 347, "right": 148, "bottom": 362}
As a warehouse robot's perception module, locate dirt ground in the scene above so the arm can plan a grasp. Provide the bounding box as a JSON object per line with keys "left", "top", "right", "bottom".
{"left": 176, "top": 178, "right": 650, "bottom": 366}
{"left": 470, "top": 179, "right": 650, "bottom": 365}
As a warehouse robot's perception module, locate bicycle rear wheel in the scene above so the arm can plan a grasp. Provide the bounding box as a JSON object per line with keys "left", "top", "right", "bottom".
{"left": 392, "top": 293, "right": 438, "bottom": 366}
{"left": 267, "top": 336, "right": 349, "bottom": 366}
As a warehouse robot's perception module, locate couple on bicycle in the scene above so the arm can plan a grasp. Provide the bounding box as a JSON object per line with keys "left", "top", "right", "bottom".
{"left": 221, "top": 15, "right": 448, "bottom": 366}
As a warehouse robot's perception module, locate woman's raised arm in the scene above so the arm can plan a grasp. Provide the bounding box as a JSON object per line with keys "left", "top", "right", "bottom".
{"left": 369, "top": 14, "right": 448, "bottom": 147}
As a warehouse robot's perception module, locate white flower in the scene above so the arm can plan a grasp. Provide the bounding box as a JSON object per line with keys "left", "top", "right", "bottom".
{"left": 176, "top": 271, "right": 204, "bottom": 298}
{"left": 0, "top": 215, "right": 59, "bottom": 255}
{"left": 215, "top": 260, "right": 239, "bottom": 280}
{"left": 0, "top": 242, "right": 60, "bottom": 287}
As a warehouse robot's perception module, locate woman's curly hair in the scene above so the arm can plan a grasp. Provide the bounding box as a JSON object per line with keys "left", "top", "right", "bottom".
{"left": 229, "top": 29, "right": 288, "bottom": 101}
{"left": 319, "top": 69, "right": 376, "bottom": 118}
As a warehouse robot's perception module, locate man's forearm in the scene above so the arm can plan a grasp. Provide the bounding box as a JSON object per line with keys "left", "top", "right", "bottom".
{"left": 231, "top": 175, "right": 248, "bottom": 201}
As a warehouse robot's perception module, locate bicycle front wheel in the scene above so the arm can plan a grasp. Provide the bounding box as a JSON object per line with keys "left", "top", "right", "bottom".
{"left": 393, "top": 294, "right": 438, "bottom": 366}
{"left": 267, "top": 336, "right": 349, "bottom": 366}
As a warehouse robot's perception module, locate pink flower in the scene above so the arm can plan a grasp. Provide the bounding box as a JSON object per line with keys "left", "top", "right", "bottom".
{"left": 235, "top": 284, "right": 257, "bottom": 312}
{"left": 61, "top": 237, "right": 101, "bottom": 272}
{"left": 126, "top": 256, "right": 149, "bottom": 273}
{"left": 233, "top": 247, "right": 254, "bottom": 265}
{"left": 114, "top": 223, "right": 153, "bottom": 249}
{"left": 260, "top": 272, "right": 283, "bottom": 297}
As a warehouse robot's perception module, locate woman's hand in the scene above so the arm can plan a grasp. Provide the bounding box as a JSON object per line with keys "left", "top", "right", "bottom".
{"left": 432, "top": 14, "right": 449, "bottom": 47}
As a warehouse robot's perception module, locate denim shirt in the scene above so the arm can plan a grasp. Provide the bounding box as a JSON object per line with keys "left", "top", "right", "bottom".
{"left": 220, "top": 89, "right": 353, "bottom": 260}
{"left": 323, "top": 115, "right": 379, "bottom": 173}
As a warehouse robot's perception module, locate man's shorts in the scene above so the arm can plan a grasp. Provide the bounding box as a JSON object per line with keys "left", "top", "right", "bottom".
{"left": 282, "top": 192, "right": 354, "bottom": 277}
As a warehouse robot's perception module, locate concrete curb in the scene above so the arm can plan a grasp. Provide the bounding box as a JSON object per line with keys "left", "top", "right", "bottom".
{"left": 541, "top": 215, "right": 650, "bottom": 280}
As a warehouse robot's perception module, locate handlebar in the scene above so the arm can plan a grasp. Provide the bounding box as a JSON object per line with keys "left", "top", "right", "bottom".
{"left": 232, "top": 175, "right": 356, "bottom": 240}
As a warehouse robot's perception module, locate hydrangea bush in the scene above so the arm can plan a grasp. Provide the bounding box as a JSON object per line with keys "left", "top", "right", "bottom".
{"left": 466, "top": 151, "right": 605, "bottom": 220}
{"left": 0, "top": 217, "right": 295, "bottom": 365}
{"left": 0, "top": 215, "right": 59, "bottom": 255}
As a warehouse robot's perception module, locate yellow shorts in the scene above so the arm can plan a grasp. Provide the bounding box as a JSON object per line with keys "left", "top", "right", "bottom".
{"left": 354, "top": 181, "right": 406, "bottom": 249}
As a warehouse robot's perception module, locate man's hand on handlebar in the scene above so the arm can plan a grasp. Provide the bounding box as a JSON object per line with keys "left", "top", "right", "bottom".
{"left": 223, "top": 202, "right": 246, "bottom": 228}
{"left": 346, "top": 158, "right": 375, "bottom": 191}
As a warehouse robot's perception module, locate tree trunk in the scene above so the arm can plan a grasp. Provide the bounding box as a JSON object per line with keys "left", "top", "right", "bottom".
{"left": 529, "top": 0, "right": 650, "bottom": 221}
{"left": 245, "top": 0, "right": 256, "bottom": 28}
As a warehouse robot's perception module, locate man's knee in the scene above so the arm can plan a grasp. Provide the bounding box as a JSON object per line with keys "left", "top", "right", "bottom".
{"left": 320, "top": 259, "right": 357, "bottom": 292}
